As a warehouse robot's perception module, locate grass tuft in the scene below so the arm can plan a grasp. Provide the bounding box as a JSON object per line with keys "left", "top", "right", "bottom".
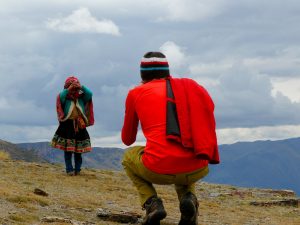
{"left": 0, "top": 150, "right": 10, "bottom": 160}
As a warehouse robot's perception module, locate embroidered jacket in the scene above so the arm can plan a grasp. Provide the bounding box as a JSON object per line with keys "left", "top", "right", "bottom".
{"left": 56, "top": 85, "right": 94, "bottom": 126}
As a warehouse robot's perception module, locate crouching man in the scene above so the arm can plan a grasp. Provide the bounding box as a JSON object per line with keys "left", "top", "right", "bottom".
{"left": 121, "top": 52, "right": 220, "bottom": 225}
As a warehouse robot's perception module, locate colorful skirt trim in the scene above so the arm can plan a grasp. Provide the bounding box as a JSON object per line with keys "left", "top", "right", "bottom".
{"left": 51, "top": 119, "right": 92, "bottom": 153}
{"left": 51, "top": 134, "right": 91, "bottom": 153}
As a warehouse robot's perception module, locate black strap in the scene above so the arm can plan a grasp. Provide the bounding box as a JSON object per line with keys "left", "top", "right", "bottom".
{"left": 166, "top": 79, "right": 181, "bottom": 136}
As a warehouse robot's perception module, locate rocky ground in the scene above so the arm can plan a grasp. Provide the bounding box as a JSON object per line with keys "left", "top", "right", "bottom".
{"left": 0, "top": 158, "right": 299, "bottom": 225}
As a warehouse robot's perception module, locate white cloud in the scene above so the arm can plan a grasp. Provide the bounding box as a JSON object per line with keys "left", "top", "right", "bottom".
{"left": 159, "top": 41, "right": 186, "bottom": 70}
{"left": 0, "top": 0, "right": 226, "bottom": 22}
{"left": 46, "top": 7, "right": 120, "bottom": 35}
{"left": 188, "top": 52, "right": 300, "bottom": 104}
{"left": 0, "top": 96, "right": 55, "bottom": 126}
{"left": 271, "top": 77, "right": 300, "bottom": 103}
{"left": 100, "top": 84, "right": 130, "bottom": 97}
{"left": 0, "top": 54, "right": 53, "bottom": 89}
{"left": 91, "top": 130, "right": 145, "bottom": 148}
{"left": 189, "top": 47, "right": 300, "bottom": 80}
{"left": 189, "top": 61, "right": 233, "bottom": 77}
{"left": 0, "top": 125, "right": 57, "bottom": 143}
{"left": 242, "top": 47, "right": 300, "bottom": 77}
{"left": 217, "top": 125, "right": 300, "bottom": 144}
{"left": 91, "top": 132, "right": 123, "bottom": 148}
{"left": 158, "top": 0, "right": 226, "bottom": 22}
{"left": 203, "top": 65, "right": 300, "bottom": 129}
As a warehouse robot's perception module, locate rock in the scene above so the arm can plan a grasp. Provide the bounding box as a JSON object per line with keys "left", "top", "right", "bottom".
{"left": 252, "top": 189, "right": 296, "bottom": 198}
{"left": 250, "top": 199, "right": 300, "bottom": 207}
{"left": 268, "top": 189, "right": 296, "bottom": 197}
{"left": 34, "top": 163, "right": 44, "bottom": 167}
{"left": 69, "top": 207, "right": 93, "bottom": 212}
{"left": 41, "top": 217, "right": 73, "bottom": 223}
{"left": 41, "top": 217, "right": 95, "bottom": 225}
{"left": 209, "top": 192, "right": 221, "bottom": 198}
{"left": 97, "top": 208, "right": 142, "bottom": 224}
{"left": 34, "top": 188, "right": 49, "bottom": 196}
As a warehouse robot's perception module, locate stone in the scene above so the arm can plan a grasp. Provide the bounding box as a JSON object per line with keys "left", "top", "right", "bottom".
{"left": 41, "top": 217, "right": 95, "bottom": 225}
{"left": 41, "top": 217, "right": 73, "bottom": 223}
{"left": 209, "top": 192, "right": 221, "bottom": 197}
{"left": 268, "top": 189, "right": 296, "bottom": 197}
{"left": 250, "top": 199, "right": 300, "bottom": 207}
{"left": 34, "top": 188, "right": 49, "bottom": 196}
{"left": 97, "top": 208, "right": 142, "bottom": 224}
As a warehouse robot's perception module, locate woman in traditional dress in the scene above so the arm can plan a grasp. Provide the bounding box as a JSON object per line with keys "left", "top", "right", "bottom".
{"left": 51, "top": 76, "right": 94, "bottom": 175}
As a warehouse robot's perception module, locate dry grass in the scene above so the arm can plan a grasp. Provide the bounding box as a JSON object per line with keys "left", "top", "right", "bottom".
{"left": 0, "top": 159, "right": 299, "bottom": 225}
{"left": 8, "top": 213, "right": 39, "bottom": 223}
{"left": 0, "top": 150, "right": 10, "bottom": 160}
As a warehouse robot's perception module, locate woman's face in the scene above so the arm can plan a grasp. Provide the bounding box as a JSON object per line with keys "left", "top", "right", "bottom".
{"left": 69, "top": 86, "right": 80, "bottom": 94}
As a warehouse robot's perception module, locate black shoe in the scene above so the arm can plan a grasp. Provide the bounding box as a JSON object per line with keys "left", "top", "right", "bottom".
{"left": 142, "top": 196, "right": 167, "bottom": 225}
{"left": 179, "top": 192, "right": 199, "bottom": 225}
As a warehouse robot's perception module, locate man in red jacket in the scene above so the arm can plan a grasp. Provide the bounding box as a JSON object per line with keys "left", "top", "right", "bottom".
{"left": 121, "top": 52, "right": 219, "bottom": 225}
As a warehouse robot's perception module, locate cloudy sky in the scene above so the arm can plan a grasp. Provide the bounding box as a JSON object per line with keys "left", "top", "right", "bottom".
{"left": 1, "top": 0, "right": 300, "bottom": 147}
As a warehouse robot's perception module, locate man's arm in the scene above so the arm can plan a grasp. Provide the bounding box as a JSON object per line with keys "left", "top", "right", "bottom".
{"left": 121, "top": 91, "right": 139, "bottom": 146}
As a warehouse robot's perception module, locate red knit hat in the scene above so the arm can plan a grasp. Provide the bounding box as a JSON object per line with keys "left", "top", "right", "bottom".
{"left": 140, "top": 52, "right": 170, "bottom": 81}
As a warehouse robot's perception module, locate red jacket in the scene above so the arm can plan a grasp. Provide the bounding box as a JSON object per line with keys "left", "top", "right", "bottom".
{"left": 168, "top": 77, "right": 219, "bottom": 164}
{"left": 121, "top": 79, "right": 209, "bottom": 174}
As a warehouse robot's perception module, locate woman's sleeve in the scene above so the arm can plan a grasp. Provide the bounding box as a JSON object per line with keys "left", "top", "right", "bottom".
{"left": 121, "top": 90, "right": 139, "bottom": 146}
{"left": 59, "top": 89, "right": 69, "bottom": 105}
{"left": 81, "top": 85, "right": 93, "bottom": 102}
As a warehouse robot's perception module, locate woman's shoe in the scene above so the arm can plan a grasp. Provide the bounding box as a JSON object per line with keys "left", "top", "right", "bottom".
{"left": 67, "top": 171, "right": 74, "bottom": 176}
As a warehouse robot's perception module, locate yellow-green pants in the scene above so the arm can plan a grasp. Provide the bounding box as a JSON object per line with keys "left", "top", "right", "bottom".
{"left": 122, "top": 146, "right": 209, "bottom": 206}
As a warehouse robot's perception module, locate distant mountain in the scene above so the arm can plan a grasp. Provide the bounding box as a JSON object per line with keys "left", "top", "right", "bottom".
{"left": 204, "top": 137, "right": 300, "bottom": 195}
{"left": 17, "top": 137, "right": 300, "bottom": 195}
{"left": 0, "top": 139, "right": 45, "bottom": 162}
{"left": 18, "top": 142, "right": 124, "bottom": 170}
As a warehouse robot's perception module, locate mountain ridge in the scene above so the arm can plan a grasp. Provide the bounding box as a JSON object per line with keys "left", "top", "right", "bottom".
{"left": 17, "top": 141, "right": 124, "bottom": 170}
{"left": 204, "top": 137, "right": 300, "bottom": 195}
{"left": 0, "top": 139, "right": 46, "bottom": 163}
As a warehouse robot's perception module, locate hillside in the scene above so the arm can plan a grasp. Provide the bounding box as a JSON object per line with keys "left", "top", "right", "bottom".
{"left": 205, "top": 137, "right": 300, "bottom": 195}
{"left": 0, "top": 158, "right": 299, "bottom": 225}
{"left": 18, "top": 142, "right": 124, "bottom": 170}
{"left": 17, "top": 138, "right": 300, "bottom": 196}
{"left": 0, "top": 140, "right": 45, "bottom": 163}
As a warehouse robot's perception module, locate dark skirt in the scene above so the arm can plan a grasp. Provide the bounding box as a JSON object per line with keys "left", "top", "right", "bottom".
{"left": 51, "top": 119, "right": 92, "bottom": 153}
